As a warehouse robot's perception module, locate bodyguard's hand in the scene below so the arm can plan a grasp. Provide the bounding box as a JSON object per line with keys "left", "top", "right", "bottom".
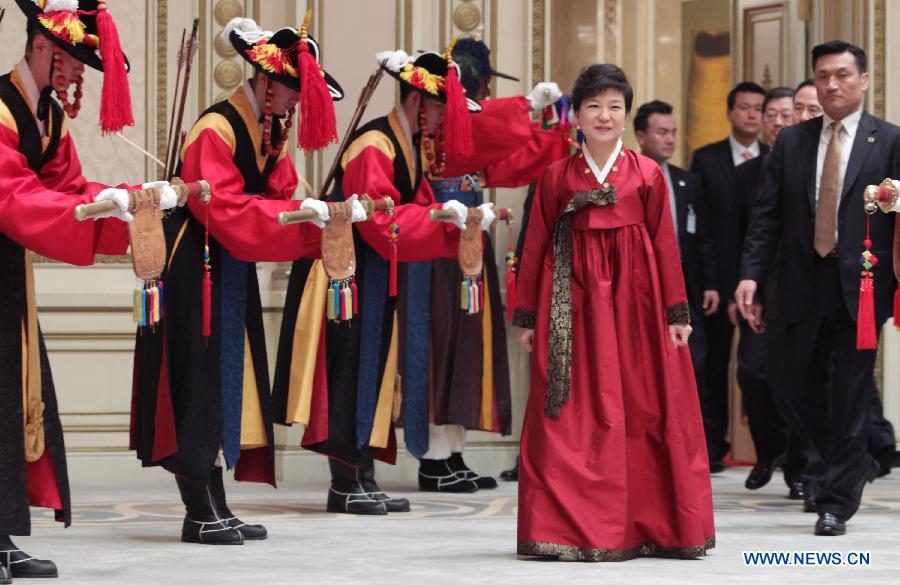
{"left": 441, "top": 199, "right": 468, "bottom": 230}
{"left": 669, "top": 323, "right": 692, "bottom": 347}
{"left": 300, "top": 198, "right": 330, "bottom": 229}
{"left": 528, "top": 82, "right": 562, "bottom": 110}
{"left": 727, "top": 301, "right": 739, "bottom": 326}
{"left": 735, "top": 279, "right": 759, "bottom": 323}
{"left": 477, "top": 202, "right": 496, "bottom": 231}
{"left": 142, "top": 181, "right": 179, "bottom": 211}
{"left": 517, "top": 328, "right": 535, "bottom": 353}
{"left": 702, "top": 290, "right": 720, "bottom": 316}
{"left": 346, "top": 194, "right": 368, "bottom": 223}
{"left": 93, "top": 188, "right": 132, "bottom": 222}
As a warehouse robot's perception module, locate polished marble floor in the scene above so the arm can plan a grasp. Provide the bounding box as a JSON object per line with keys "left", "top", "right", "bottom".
{"left": 17, "top": 466, "right": 900, "bottom": 584}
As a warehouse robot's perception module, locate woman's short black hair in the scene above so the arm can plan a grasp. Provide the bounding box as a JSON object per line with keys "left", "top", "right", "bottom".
{"left": 571, "top": 64, "right": 633, "bottom": 113}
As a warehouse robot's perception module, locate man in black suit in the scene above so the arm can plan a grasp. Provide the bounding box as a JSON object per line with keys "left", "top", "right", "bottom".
{"left": 737, "top": 41, "right": 898, "bottom": 536}
{"left": 690, "top": 82, "right": 768, "bottom": 472}
{"left": 635, "top": 101, "right": 718, "bottom": 407}
{"left": 730, "top": 85, "right": 804, "bottom": 496}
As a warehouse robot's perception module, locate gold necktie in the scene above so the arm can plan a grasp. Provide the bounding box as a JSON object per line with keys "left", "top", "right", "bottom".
{"left": 814, "top": 121, "right": 843, "bottom": 257}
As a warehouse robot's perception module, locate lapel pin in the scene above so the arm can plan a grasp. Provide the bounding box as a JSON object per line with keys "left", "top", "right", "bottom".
{"left": 868, "top": 136, "right": 875, "bottom": 143}
{"left": 678, "top": 180, "right": 686, "bottom": 187}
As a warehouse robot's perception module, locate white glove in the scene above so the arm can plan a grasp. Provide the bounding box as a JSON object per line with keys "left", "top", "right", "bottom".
{"left": 93, "top": 188, "right": 132, "bottom": 222}
{"left": 441, "top": 199, "right": 468, "bottom": 230}
{"left": 477, "top": 202, "right": 495, "bottom": 231}
{"left": 528, "top": 82, "right": 562, "bottom": 110}
{"left": 347, "top": 194, "right": 368, "bottom": 223}
{"left": 142, "top": 181, "right": 179, "bottom": 211}
{"left": 300, "top": 198, "right": 330, "bottom": 229}
{"left": 376, "top": 50, "right": 410, "bottom": 73}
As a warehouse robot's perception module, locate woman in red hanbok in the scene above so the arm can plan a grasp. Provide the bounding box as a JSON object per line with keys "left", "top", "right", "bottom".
{"left": 513, "top": 64, "right": 715, "bottom": 561}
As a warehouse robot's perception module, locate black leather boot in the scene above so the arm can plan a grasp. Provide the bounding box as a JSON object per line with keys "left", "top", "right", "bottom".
{"left": 0, "top": 535, "right": 58, "bottom": 578}
{"left": 326, "top": 458, "right": 387, "bottom": 515}
{"left": 175, "top": 475, "right": 244, "bottom": 544}
{"left": 418, "top": 458, "right": 478, "bottom": 493}
{"left": 449, "top": 452, "right": 498, "bottom": 489}
{"left": 499, "top": 457, "right": 519, "bottom": 482}
{"left": 358, "top": 453, "right": 410, "bottom": 513}
{"left": 209, "top": 466, "right": 267, "bottom": 540}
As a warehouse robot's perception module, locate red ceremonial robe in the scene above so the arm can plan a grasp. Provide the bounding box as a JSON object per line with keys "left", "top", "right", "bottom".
{"left": 513, "top": 147, "right": 715, "bottom": 560}
{"left": 130, "top": 87, "right": 321, "bottom": 486}
{"left": 0, "top": 67, "right": 128, "bottom": 535}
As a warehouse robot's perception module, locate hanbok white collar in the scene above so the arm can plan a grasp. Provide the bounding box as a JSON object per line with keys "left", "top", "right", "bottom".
{"left": 582, "top": 138, "right": 623, "bottom": 185}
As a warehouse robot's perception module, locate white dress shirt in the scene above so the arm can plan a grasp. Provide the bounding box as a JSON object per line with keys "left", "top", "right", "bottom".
{"left": 815, "top": 106, "right": 863, "bottom": 242}
{"left": 728, "top": 134, "right": 760, "bottom": 167}
{"left": 393, "top": 104, "right": 417, "bottom": 176}
{"left": 241, "top": 80, "right": 263, "bottom": 131}
{"left": 15, "top": 59, "right": 44, "bottom": 135}
{"left": 661, "top": 161, "right": 679, "bottom": 242}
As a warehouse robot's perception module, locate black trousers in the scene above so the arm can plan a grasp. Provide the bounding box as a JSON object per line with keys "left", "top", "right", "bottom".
{"left": 737, "top": 320, "right": 787, "bottom": 462}
{"left": 701, "top": 305, "right": 733, "bottom": 462}
{"left": 687, "top": 299, "right": 708, "bottom": 407}
{"left": 867, "top": 376, "right": 896, "bottom": 459}
{"left": 777, "top": 257, "right": 879, "bottom": 519}
{"left": 738, "top": 320, "right": 810, "bottom": 484}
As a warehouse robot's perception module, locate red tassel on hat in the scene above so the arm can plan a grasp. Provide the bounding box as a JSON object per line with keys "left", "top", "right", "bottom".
{"left": 297, "top": 10, "right": 337, "bottom": 151}
{"left": 441, "top": 39, "right": 474, "bottom": 159}
{"left": 94, "top": 1, "right": 133, "bottom": 133}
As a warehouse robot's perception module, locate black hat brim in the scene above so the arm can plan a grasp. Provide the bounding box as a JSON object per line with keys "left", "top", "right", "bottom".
{"left": 15, "top": 0, "right": 130, "bottom": 73}
{"left": 384, "top": 52, "right": 481, "bottom": 112}
{"left": 490, "top": 69, "right": 519, "bottom": 82}
{"left": 230, "top": 28, "right": 343, "bottom": 101}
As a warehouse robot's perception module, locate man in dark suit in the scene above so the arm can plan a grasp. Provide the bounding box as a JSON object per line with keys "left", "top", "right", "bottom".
{"left": 737, "top": 41, "right": 898, "bottom": 536}
{"left": 730, "top": 85, "right": 804, "bottom": 496}
{"left": 635, "top": 100, "right": 718, "bottom": 407}
{"left": 690, "top": 82, "right": 769, "bottom": 472}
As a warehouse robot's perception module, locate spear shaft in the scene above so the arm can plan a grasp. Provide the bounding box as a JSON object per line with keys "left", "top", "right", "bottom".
{"left": 164, "top": 27, "right": 187, "bottom": 177}
{"left": 316, "top": 64, "right": 386, "bottom": 200}
{"left": 166, "top": 18, "right": 199, "bottom": 180}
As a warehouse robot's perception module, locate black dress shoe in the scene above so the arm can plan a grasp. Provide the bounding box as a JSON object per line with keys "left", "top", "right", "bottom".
{"left": 745, "top": 453, "right": 786, "bottom": 490}
{"left": 814, "top": 513, "right": 846, "bottom": 536}
{"left": 418, "top": 459, "right": 478, "bottom": 493}
{"left": 499, "top": 458, "right": 519, "bottom": 482}
{"left": 0, "top": 563, "right": 10, "bottom": 585}
{"left": 709, "top": 460, "right": 729, "bottom": 474}
{"left": 449, "top": 453, "right": 498, "bottom": 489}
{"left": 1, "top": 547, "right": 59, "bottom": 578}
{"left": 787, "top": 481, "right": 805, "bottom": 500}
{"left": 803, "top": 494, "right": 817, "bottom": 513}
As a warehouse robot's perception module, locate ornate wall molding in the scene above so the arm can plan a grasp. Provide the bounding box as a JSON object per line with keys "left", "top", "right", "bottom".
{"left": 531, "top": 0, "right": 545, "bottom": 84}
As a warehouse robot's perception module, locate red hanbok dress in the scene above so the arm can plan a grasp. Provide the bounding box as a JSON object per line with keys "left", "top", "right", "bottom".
{"left": 513, "top": 145, "right": 715, "bottom": 561}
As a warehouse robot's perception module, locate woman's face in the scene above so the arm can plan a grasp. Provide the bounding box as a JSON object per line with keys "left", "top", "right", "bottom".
{"left": 575, "top": 89, "right": 627, "bottom": 146}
